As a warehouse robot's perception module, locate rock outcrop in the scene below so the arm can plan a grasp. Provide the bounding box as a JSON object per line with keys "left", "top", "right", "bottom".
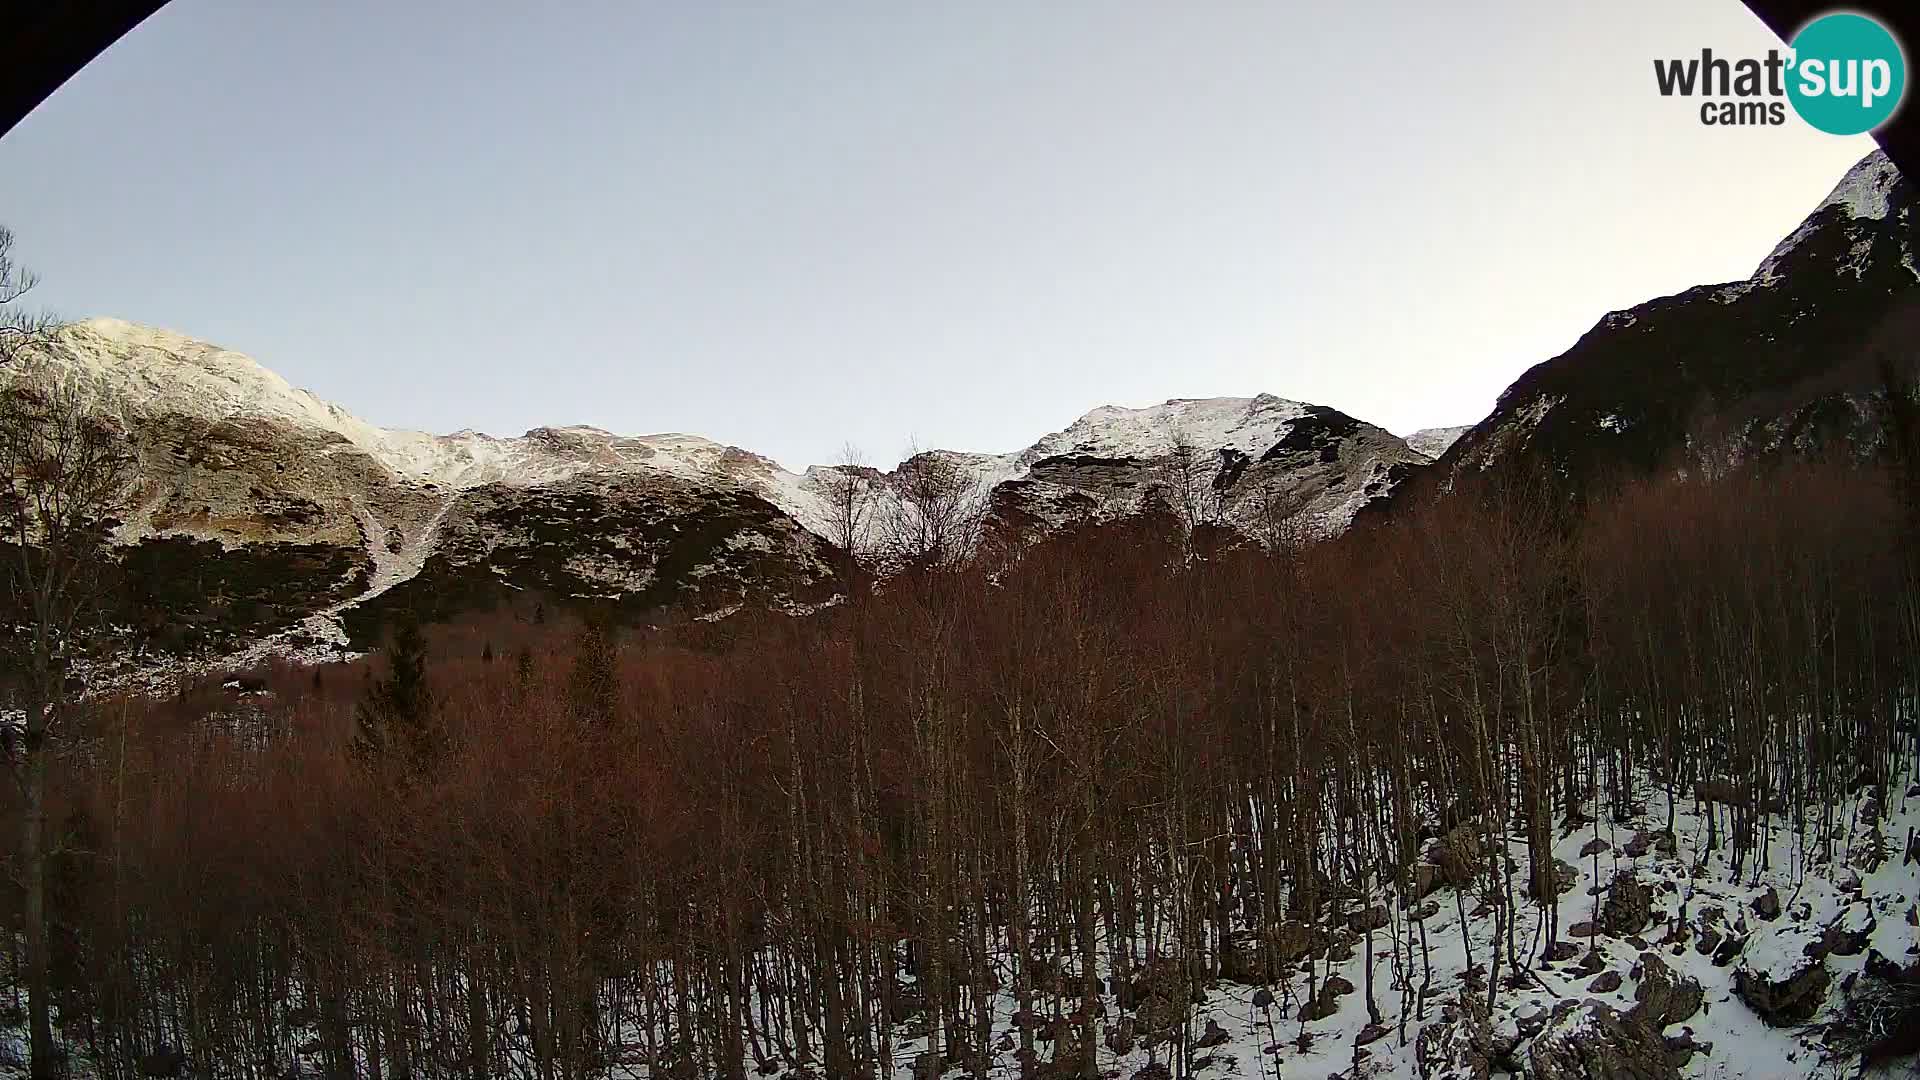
{"left": 1526, "top": 1003, "right": 1677, "bottom": 1080}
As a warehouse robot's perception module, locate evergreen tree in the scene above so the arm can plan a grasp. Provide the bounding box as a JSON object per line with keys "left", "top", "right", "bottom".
{"left": 353, "top": 615, "right": 440, "bottom": 777}
{"left": 570, "top": 614, "right": 619, "bottom": 724}
{"left": 1879, "top": 356, "right": 1920, "bottom": 535}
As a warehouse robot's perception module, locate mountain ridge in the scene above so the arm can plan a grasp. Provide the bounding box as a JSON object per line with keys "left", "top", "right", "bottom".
{"left": 10, "top": 320, "right": 1428, "bottom": 669}
{"left": 36, "top": 318, "right": 1429, "bottom": 538}
{"left": 15, "top": 146, "right": 1909, "bottom": 674}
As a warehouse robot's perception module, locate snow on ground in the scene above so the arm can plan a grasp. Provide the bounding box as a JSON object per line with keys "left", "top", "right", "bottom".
{"left": 27, "top": 761, "right": 1892, "bottom": 1079}
{"left": 822, "top": 777, "right": 1916, "bottom": 1080}
{"left": 422, "top": 771, "right": 1906, "bottom": 1080}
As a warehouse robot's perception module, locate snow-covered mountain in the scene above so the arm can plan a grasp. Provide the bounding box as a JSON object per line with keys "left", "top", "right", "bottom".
{"left": 10, "top": 319, "right": 1430, "bottom": 662}
{"left": 53, "top": 146, "right": 1907, "bottom": 666}
{"left": 948, "top": 394, "right": 1426, "bottom": 542}
{"left": 31, "top": 318, "right": 834, "bottom": 530}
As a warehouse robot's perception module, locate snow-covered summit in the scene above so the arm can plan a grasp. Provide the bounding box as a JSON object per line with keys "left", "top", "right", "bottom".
{"left": 872, "top": 395, "right": 1329, "bottom": 510}
{"left": 1021, "top": 394, "right": 1314, "bottom": 463}
{"left": 826, "top": 393, "right": 1414, "bottom": 536}
{"left": 32, "top": 317, "right": 803, "bottom": 500}
{"left": 1755, "top": 149, "right": 1905, "bottom": 282}
{"left": 1811, "top": 148, "right": 1901, "bottom": 223}
{"left": 1403, "top": 424, "right": 1471, "bottom": 460}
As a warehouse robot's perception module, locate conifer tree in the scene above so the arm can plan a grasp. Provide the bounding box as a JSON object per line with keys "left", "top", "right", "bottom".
{"left": 570, "top": 613, "right": 619, "bottom": 724}
{"left": 353, "top": 614, "right": 440, "bottom": 777}
{"left": 1878, "top": 355, "right": 1920, "bottom": 567}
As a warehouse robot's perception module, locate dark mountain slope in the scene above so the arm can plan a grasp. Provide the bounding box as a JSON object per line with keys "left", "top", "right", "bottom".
{"left": 1379, "top": 150, "right": 1916, "bottom": 514}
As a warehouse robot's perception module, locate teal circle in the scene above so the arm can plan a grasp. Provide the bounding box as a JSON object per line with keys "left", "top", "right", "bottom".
{"left": 1788, "top": 13, "right": 1906, "bottom": 135}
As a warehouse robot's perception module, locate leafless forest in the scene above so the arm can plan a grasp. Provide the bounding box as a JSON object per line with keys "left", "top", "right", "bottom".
{"left": 5, "top": 442, "right": 1920, "bottom": 1078}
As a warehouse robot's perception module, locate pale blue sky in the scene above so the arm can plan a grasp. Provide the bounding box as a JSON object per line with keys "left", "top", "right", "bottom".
{"left": 0, "top": 0, "right": 1876, "bottom": 468}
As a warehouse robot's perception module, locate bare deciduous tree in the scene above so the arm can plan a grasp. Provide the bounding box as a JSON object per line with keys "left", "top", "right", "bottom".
{"left": 1248, "top": 481, "right": 1311, "bottom": 554}
{"left": 0, "top": 361, "right": 136, "bottom": 1080}
{"left": 886, "top": 442, "right": 985, "bottom": 571}
{"left": 0, "top": 228, "right": 55, "bottom": 370}
{"left": 817, "top": 442, "right": 877, "bottom": 559}
{"left": 1156, "top": 424, "right": 1206, "bottom": 532}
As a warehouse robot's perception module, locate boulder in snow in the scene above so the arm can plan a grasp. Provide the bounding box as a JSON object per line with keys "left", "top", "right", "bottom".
{"left": 1628, "top": 951, "right": 1702, "bottom": 1029}
{"left": 1734, "top": 926, "right": 1831, "bottom": 1026}
{"left": 1526, "top": 1002, "right": 1677, "bottom": 1080}
{"left": 1601, "top": 872, "right": 1653, "bottom": 936}
{"left": 1415, "top": 993, "right": 1512, "bottom": 1080}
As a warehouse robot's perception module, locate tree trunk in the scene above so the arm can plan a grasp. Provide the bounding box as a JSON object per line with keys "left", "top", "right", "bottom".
{"left": 23, "top": 698, "right": 54, "bottom": 1080}
{"left": 467, "top": 937, "right": 490, "bottom": 1080}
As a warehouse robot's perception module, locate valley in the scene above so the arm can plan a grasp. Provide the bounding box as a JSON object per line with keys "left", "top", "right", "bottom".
{"left": 0, "top": 147, "right": 1916, "bottom": 1080}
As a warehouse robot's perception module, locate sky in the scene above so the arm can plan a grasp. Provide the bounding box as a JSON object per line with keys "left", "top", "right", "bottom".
{"left": 0, "top": 0, "right": 1881, "bottom": 470}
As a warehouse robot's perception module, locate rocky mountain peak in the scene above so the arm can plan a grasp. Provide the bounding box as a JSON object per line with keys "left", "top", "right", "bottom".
{"left": 1756, "top": 149, "right": 1908, "bottom": 283}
